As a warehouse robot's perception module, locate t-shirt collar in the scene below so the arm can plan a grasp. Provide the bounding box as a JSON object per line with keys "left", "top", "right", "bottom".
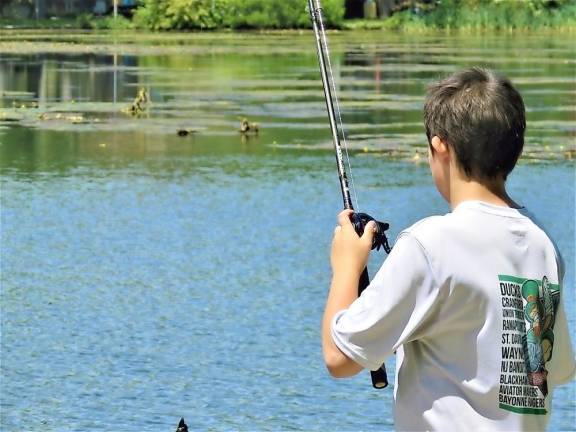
{"left": 452, "top": 200, "right": 526, "bottom": 218}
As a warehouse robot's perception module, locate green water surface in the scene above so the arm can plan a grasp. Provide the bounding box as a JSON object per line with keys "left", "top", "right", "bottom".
{"left": 1, "top": 30, "right": 574, "bottom": 431}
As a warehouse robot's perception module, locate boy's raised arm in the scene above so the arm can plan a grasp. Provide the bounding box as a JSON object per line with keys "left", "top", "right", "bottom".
{"left": 322, "top": 209, "right": 375, "bottom": 377}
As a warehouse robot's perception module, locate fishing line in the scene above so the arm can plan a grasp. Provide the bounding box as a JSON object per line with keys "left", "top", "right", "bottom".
{"left": 317, "top": 20, "right": 360, "bottom": 211}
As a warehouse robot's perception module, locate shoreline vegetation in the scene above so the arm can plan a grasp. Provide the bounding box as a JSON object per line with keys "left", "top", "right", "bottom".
{"left": 0, "top": 0, "right": 575, "bottom": 33}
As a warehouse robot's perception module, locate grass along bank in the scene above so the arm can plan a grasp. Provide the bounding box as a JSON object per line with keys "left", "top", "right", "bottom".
{"left": 348, "top": 0, "right": 576, "bottom": 32}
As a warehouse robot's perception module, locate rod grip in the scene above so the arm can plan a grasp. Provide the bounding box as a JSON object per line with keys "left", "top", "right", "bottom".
{"left": 359, "top": 268, "right": 389, "bottom": 389}
{"left": 371, "top": 365, "right": 389, "bottom": 389}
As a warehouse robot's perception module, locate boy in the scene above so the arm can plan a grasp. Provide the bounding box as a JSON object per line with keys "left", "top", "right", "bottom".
{"left": 322, "top": 68, "right": 575, "bottom": 431}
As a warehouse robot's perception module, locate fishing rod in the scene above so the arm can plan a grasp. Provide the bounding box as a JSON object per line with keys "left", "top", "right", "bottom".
{"left": 308, "top": 0, "right": 391, "bottom": 389}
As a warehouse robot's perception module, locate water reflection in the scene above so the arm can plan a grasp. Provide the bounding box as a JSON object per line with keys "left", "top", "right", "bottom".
{"left": 0, "top": 31, "right": 574, "bottom": 431}
{"left": 0, "top": 53, "right": 140, "bottom": 106}
{"left": 1, "top": 32, "right": 574, "bottom": 174}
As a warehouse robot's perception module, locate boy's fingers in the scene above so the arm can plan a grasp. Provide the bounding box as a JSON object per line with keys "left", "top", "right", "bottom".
{"left": 361, "top": 221, "right": 376, "bottom": 246}
{"left": 337, "top": 209, "right": 354, "bottom": 228}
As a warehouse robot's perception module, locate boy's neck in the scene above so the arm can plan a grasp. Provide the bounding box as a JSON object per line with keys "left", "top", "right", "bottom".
{"left": 449, "top": 175, "right": 519, "bottom": 210}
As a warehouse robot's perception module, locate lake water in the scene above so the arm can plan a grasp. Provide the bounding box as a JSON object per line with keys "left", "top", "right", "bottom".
{"left": 1, "top": 30, "right": 574, "bottom": 431}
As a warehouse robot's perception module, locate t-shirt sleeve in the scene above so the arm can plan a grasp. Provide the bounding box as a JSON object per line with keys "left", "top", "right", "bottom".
{"left": 331, "top": 232, "right": 442, "bottom": 371}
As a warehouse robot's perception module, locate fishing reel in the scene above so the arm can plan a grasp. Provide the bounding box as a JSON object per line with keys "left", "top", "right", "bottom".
{"left": 351, "top": 212, "right": 391, "bottom": 254}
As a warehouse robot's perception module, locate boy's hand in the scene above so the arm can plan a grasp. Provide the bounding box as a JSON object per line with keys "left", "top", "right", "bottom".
{"left": 331, "top": 209, "right": 376, "bottom": 278}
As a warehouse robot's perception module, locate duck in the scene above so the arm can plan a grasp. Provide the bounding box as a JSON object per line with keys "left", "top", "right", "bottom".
{"left": 239, "top": 118, "right": 259, "bottom": 134}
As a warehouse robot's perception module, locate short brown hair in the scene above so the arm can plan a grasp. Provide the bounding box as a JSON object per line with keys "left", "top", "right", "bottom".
{"left": 424, "top": 68, "right": 525, "bottom": 180}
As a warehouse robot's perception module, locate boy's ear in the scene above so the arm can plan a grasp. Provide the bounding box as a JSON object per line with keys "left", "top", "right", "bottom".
{"left": 430, "top": 136, "right": 449, "bottom": 159}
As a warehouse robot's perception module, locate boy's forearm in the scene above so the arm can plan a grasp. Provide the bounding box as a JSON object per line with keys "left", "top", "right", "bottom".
{"left": 324, "top": 210, "right": 374, "bottom": 376}
{"left": 322, "top": 270, "right": 364, "bottom": 377}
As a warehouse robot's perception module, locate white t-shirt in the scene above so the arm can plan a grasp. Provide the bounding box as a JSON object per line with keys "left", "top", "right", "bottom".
{"left": 332, "top": 201, "right": 575, "bottom": 431}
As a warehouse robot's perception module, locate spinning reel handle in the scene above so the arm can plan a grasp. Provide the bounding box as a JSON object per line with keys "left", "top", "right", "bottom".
{"left": 352, "top": 212, "right": 391, "bottom": 254}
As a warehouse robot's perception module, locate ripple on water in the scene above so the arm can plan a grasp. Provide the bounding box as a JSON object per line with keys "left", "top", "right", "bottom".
{"left": 1, "top": 32, "right": 574, "bottom": 431}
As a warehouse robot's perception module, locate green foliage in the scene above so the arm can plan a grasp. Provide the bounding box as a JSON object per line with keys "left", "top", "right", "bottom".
{"left": 224, "top": 0, "right": 343, "bottom": 29}
{"left": 75, "top": 13, "right": 134, "bottom": 30}
{"left": 76, "top": 13, "right": 94, "bottom": 30}
{"left": 131, "top": 0, "right": 572, "bottom": 32}
{"left": 101, "top": 16, "right": 135, "bottom": 31}
{"left": 383, "top": 0, "right": 576, "bottom": 31}
{"left": 133, "top": 0, "right": 344, "bottom": 30}
{"left": 133, "top": 0, "right": 225, "bottom": 30}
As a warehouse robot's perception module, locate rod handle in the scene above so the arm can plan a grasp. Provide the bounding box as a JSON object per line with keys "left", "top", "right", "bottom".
{"left": 371, "top": 365, "right": 389, "bottom": 389}
{"left": 359, "top": 268, "right": 388, "bottom": 389}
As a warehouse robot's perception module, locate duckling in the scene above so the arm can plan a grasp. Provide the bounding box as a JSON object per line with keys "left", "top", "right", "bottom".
{"left": 239, "top": 118, "right": 259, "bottom": 134}
{"left": 123, "top": 88, "right": 149, "bottom": 116}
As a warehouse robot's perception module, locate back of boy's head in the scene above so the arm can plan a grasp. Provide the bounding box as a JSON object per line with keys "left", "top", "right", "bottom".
{"left": 424, "top": 67, "right": 526, "bottom": 180}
